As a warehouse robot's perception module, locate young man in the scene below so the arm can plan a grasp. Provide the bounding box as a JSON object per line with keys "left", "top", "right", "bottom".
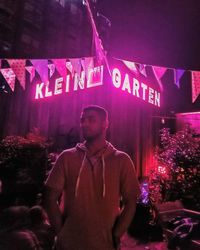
{"left": 44, "top": 105, "right": 141, "bottom": 250}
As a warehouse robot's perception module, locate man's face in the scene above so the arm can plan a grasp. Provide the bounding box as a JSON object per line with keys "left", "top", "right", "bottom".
{"left": 80, "top": 110, "right": 107, "bottom": 140}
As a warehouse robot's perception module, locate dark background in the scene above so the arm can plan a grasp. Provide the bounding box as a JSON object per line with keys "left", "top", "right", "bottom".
{"left": 98, "top": 0, "right": 200, "bottom": 70}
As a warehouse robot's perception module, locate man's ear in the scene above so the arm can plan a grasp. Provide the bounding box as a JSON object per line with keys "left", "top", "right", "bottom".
{"left": 103, "top": 119, "right": 109, "bottom": 130}
{"left": 106, "top": 120, "right": 109, "bottom": 129}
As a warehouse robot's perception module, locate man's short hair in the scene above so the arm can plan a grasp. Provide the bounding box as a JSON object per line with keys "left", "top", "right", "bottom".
{"left": 82, "top": 105, "right": 108, "bottom": 121}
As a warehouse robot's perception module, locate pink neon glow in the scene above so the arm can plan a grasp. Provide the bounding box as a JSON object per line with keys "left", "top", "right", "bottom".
{"left": 45, "top": 82, "right": 52, "bottom": 97}
{"left": 87, "top": 65, "right": 103, "bottom": 88}
{"left": 112, "top": 67, "right": 161, "bottom": 107}
{"left": 55, "top": 77, "right": 63, "bottom": 95}
{"left": 122, "top": 74, "right": 131, "bottom": 93}
{"left": 176, "top": 112, "right": 200, "bottom": 115}
{"left": 34, "top": 66, "right": 104, "bottom": 99}
{"left": 112, "top": 68, "right": 121, "bottom": 88}
{"left": 74, "top": 71, "right": 85, "bottom": 91}
{"left": 133, "top": 78, "right": 140, "bottom": 97}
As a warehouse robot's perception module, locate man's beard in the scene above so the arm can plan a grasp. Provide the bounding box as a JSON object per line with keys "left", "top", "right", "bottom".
{"left": 83, "top": 131, "right": 103, "bottom": 141}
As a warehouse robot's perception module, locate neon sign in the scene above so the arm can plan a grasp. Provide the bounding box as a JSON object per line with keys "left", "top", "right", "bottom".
{"left": 34, "top": 64, "right": 161, "bottom": 107}
{"left": 112, "top": 68, "right": 161, "bottom": 107}
{"left": 35, "top": 66, "right": 104, "bottom": 99}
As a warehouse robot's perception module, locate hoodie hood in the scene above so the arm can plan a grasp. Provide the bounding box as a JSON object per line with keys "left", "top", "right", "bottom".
{"left": 76, "top": 140, "right": 117, "bottom": 157}
{"left": 75, "top": 141, "right": 117, "bottom": 198}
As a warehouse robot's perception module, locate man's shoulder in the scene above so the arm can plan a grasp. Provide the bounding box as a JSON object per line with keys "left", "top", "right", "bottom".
{"left": 113, "top": 150, "right": 132, "bottom": 161}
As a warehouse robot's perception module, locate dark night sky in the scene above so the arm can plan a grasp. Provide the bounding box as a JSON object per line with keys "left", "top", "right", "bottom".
{"left": 98, "top": 0, "right": 200, "bottom": 70}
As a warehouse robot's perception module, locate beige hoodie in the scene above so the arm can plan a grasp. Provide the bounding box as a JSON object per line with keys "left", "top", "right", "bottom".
{"left": 46, "top": 141, "right": 140, "bottom": 250}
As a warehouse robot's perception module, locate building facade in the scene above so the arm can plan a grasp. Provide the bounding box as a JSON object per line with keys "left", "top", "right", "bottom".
{"left": 0, "top": 0, "right": 96, "bottom": 58}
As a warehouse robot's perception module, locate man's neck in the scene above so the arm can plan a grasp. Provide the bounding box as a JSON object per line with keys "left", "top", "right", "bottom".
{"left": 85, "top": 137, "right": 107, "bottom": 155}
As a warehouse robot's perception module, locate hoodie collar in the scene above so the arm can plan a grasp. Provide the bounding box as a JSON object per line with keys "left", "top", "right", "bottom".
{"left": 76, "top": 140, "right": 116, "bottom": 158}
{"left": 75, "top": 141, "right": 117, "bottom": 198}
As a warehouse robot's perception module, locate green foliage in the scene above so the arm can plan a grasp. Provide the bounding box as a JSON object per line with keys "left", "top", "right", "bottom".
{"left": 149, "top": 126, "right": 200, "bottom": 210}
{"left": 0, "top": 129, "right": 50, "bottom": 206}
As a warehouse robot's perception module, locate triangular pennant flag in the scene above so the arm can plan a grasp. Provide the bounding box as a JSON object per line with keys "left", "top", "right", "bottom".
{"left": 70, "top": 58, "right": 82, "bottom": 76}
{"left": 48, "top": 64, "right": 56, "bottom": 78}
{"left": 8, "top": 59, "right": 26, "bottom": 89}
{"left": 30, "top": 59, "right": 48, "bottom": 83}
{"left": 152, "top": 66, "right": 167, "bottom": 91}
{"left": 81, "top": 58, "right": 86, "bottom": 73}
{"left": 138, "top": 63, "right": 147, "bottom": 77}
{"left": 66, "top": 61, "right": 73, "bottom": 75}
{"left": 122, "top": 59, "right": 139, "bottom": 75}
{"left": 0, "top": 68, "right": 16, "bottom": 91}
{"left": 52, "top": 59, "right": 66, "bottom": 77}
{"left": 81, "top": 57, "right": 94, "bottom": 79}
{"left": 191, "top": 71, "right": 200, "bottom": 103}
{"left": 152, "top": 66, "right": 167, "bottom": 79}
{"left": 26, "top": 66, "right": 35, "bottom": 82}
{"left": 174, "top": 69, "right": 185, "bottom": 88}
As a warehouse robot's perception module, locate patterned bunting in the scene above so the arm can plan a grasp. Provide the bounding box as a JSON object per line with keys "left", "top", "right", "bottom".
{"left": 191, "top": 71, "right": 200, "bottom": 103}
{"left": 138, "top": 63, "right": 147, "bottom": 77}
{"left": 31, "top": 59, "right": 48, "bottom": 83}
{"left": 26, "top": 66, "right": 35, "bottom": 82}
{"left": 69, "top": 58, "right": 82, "bottom": 76}
{"left": 66, "top": 61, "right": 73, "bottom": 75}
{"left": 81, "top": 57, "right": 94, "bottom": 79}
{"left": 8, "top": 59, "right": 26, "bottom": 89}
{"left": 122, "top": 59, "right": 139, "bottom": 75}
{"left": 0, "top": 68, "right": 16, "bottom": 91}
{"left": 0, "top": 56, "right": 200, "bottom": 106}
{"left": 48, "top": 64, "right": 56, "bottom": 78}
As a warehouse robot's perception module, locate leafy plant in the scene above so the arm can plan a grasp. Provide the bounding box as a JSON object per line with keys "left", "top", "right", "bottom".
{"left": 149, "top": 126, "right": 200, "bottom": 211}
{"left": 0, "top": 128, "right": 51, "bottom": 207}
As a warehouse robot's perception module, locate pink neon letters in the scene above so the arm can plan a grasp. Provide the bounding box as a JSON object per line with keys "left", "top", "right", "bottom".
{"left": 35, "top": 66, "right": 103, "bottom": 99}
{"left": 112, "top": 68, "right": 161, "bottom": 107}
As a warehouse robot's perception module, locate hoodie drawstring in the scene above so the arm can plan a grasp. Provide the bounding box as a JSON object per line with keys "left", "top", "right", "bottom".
{"left": 75, "top": 152, "right": 87, "bottom": 197}
{"left": 102, "top": 155, "right": 106, "bottom": 198}
{"left": 75, "top": 144, "right": 109, "bottom": 198}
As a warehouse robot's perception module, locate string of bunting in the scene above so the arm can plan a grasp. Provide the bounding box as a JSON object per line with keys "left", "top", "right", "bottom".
{"left": 116, "top": 57, "right": 200, "bottom": 103}
{"left": 0, "top": 57, "right": 200, "bottom": 103}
